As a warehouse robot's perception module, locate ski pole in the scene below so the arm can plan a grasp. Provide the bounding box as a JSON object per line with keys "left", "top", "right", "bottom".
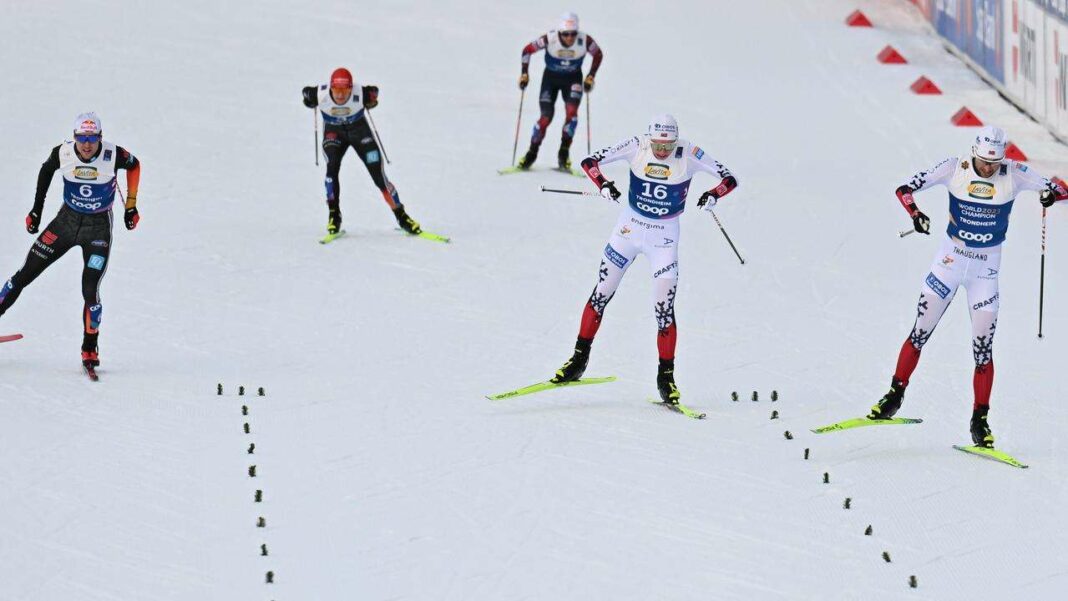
{"left": 313, "top": 107, "right": 320, "bottom": 167}
{"left": 366, "top": 109, "right": 391, "bottom": 165}
{"left": 585, "top": 91, "right": 592, "bottom": 155}
{"left": 1039, "top": 206, "right": 1047, "bottom": 338}
{"left": 540, "top": 185, "right": 600, "bottom": 197}
{"left": 511, "top": 89, "right": 526, "bottom": 166}
{"left": 899, "top": 228, "right": 915, "bottom": 238}
{"left": 709, "top": 209, "right": 745, "bottom": 265}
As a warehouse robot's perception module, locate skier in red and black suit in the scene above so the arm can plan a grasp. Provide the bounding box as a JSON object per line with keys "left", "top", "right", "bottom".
{"left": 0, "top": 112, "right": 141, "bottom": 373}
{"left": 516, "top": 11, "right": 603, "bottom": 171}
{"left": 302, "top": 67, "right": 420, "bottom": 237}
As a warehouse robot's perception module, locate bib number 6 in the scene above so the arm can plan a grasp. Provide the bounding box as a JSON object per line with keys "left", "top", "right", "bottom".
{"left": 79, "top": 184, "right": 93, "bottom": 197}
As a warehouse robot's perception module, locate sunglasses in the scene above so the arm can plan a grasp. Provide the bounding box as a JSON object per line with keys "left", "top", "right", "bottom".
{"left": 651, "top": 141, "right": 677, "bottom": 154}
{"left": 560, "top": 31, "right": 577, "bottom": 38}
{"left": 75, "top": 134, "right": 101, "bottom": 143}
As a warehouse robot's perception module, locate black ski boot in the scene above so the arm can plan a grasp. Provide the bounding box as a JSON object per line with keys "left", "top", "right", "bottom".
{"left": 81, "top": 333, "right": 99, "bottom": 368}
{"left": 656, "top": 359, "right": 681, "bottom": 404}
{"left": 551, "top": 338, "right": 591, "bottom": 383}
{"left": 327, "top": 209, "right": 342, "bottom": 235}
{"left": 970, "top": 406, "right": 995, "bottom": 448}
{"left": 557, "top": 145, "right": 572, "bottom": 171}
{"left": 868, "top": 377, "right": 906, "bottom": 419}
{"left": 518, "top": 144, "right": 539, "bottom": 170}
{"left": 393, "top": 206, "right": 422, "bottom": 235}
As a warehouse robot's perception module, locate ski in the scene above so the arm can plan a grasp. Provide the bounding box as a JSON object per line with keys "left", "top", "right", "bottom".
{"left": 396, "top": 229, "right": 451, "bottom": 243}
{"left": 498, "top": 166, "right": 584, "bottom": 177}
{"left": 497, "top": 166, "right": 527, "bottom": 175}
{"left": 319, "top": 230, "right": 347, "bottom": 244}
{"left": 953, "top": 445, "right": 1028, "bottom": 469}
{"left": 811, "top": 416, "right": 923, "bottom": 434}
{"left": 0, "top": 333, "right": 24, "bottom": 344}
{"left": 647, "top": 398, "right": 706, "bottom": 420}
{"left": 487, "top": 376, "right": 616, "bottom": 400}
{"left": 83, "top": 364, "right": 99, "bottom": 382}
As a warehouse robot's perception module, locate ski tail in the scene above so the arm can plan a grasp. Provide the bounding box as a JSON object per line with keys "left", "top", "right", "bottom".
{"left": 0, "top": 334, "right": 24, "bottom": 344}
{"left": 487, "top": 376, "right": 616, "bottom": 400}
{"left": 953, "top": 445, "right": 1028, "bottom": 468}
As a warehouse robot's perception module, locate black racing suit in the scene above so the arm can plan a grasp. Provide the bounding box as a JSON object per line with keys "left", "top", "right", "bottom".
{"left": 0, "top": 144, "right": 137, "bottom": 353}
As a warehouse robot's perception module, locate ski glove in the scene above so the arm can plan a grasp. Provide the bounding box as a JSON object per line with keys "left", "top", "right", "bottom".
{"left": 302, "top": 86, "right": 318, "bottom": 108}
{"left": 1041, "top": 189, "right": 1058, "bottom": 208}
{"left": 518, "top": 73, "right": 529, "bottom": 90}
{"left": 697, "top": 191, "right": 718, "bottom": 211}
{"left": 25, "top": 210, "right": 40, "bottom": 234}
{"left": 124, "top": 206, "right": 139, "bottom": 230}
{"left": 600, "top": 181, "right": 621, "bottom": 202}
{"left": 363, "top": 86, "right": 379, "bottom": 109}
{"left": 912, "top": 210, "right": 931, "bottom": 234}
{"left": 583, "top": 74, "right": 595, "bottom": 92}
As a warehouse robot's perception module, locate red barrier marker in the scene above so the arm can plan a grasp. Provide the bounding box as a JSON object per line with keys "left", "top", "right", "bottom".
{"left": 910, "top": 76, "right": 942, "bottom": 95}
{"left": 1005, "top": 142, "right": 1028, "bottom": 162}
{"left": 951, "top": 107, "right": 983, "bottom": 126}
{"left": 877, "top": 45, "right": 908, "bottom": 64}
{"left": 846, "top": 10, "right": 873, "bottom": 27}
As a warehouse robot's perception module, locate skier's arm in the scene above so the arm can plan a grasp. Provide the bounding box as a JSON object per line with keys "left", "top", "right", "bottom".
{"left": 32, "top": 146, "right": 61, "bottom": 215}
{"left": 116, "top": 146, "right": 140, "bottom": 208}
{"left": 580, "top": 136, "right": 639, "bottom": 187}
{"left": 520, "top": 35, "right": 548, "bottom": 75}
{"left": 896, "top": 156, "right": 956, "bottom": 216}
{"left": 1008, "top": 161, "right": 1068, "bottom": 207}
{"left": 362, "top": 85, "right": 379, "bottom": 109}
{"left": 687, "top": 146, "right": 737, "bottom": 207}
{"left": 586, "top": 34, "right": 604, "bottom": 77}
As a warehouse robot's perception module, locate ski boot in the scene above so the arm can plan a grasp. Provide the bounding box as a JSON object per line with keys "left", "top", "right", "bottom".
{"left": 868, "top": 377, "right": 905, "bottom": 419}
{"left": 517, "top": 144, "right": 539, "bottom": 170}
{"left": 656, "top": 359, "right": 681, "bottom": 404}
{"left": 327, "top": 209, "right": 342, "bottom": 235}
{"left": 551, "top": 338, "right": 591, "bottom": 384}
{"left": 81, "top": 350, "right": 100, "bottom": 368}
{"left": 558, "top": 146, "right": 572, "bottom": 171}
{"left": 970, "top": 406, "right": 995, "bottom": 448}
{"left": 393, "top": 206, "right": 422, "bottom": 235}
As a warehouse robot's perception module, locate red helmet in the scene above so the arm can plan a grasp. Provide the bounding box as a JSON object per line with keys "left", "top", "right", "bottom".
{"left": 330, "top": 67, "right": 353, "bottom": 89}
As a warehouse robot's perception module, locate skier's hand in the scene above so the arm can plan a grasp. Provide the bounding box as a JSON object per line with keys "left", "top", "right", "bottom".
{"left": 1041, "top": 189, "right": 1057, "bottom": 208}
{"left": 583, "top": 74, "right": 595, "bottom": 92}
{"left": 518, "top": 73, "right": 529, "bottom": 90}
{"left": 600, "top": 181, "right": 621, "bottom": 202}
{"left": 302, "top": 86, "right": 317, "bottom": 108}
{"left": 124, "top": 206, "right": 139, "bottom": 230}
{"left": 911, "top": 209, "right": 931, "bottom": 234}
{"left": 697, "top": 191, "right": 718, "bottom": 211}
{"left": 363, "top": 86, "right": 379, "bottom": 109}
{"left": 25, "top": 210, "right": 40, "bottom": 234}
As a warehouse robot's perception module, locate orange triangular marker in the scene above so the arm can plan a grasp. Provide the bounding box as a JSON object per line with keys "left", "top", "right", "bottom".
{"left": 1004, "top": 142, "right": 1028, "bottom": 162}
{"left": 846, "top": 10, "right": 873, "bottom": 27}
{"left": 877, "top": 45, "right": 907, "bottom": 64}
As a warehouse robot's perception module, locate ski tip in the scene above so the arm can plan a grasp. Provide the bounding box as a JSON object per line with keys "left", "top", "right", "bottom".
{"left": 0, "top": 333, "right": 25, "bottom": 344}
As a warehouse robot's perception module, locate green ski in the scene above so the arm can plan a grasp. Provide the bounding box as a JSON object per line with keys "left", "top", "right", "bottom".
{"left": 487, "top": 376, "right": 616, "bottom": 401}
{"left": 319, "top": 230, "right": 347, "bottom": 244}
{"left": 811, "top": 416, "right": 923, "bottom": 434}
{"left": 395, "top": 228, "right": 451, "bottom": 243}
{"left": 497, "top": 165, "right": 528, "bottom": 175}
{"left": 647, "top": 398, "right": 706, "bottom": 420}
{"left": 953, "top": 445, "right": 1029, "bottom": 469}
{"left": 497, "top": 166, "right": 584, "bottom": 177}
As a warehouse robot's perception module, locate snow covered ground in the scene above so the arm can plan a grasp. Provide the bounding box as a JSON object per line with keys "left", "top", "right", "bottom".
{"left": 1, "top": 0, "right": 1067, "bottom": 599}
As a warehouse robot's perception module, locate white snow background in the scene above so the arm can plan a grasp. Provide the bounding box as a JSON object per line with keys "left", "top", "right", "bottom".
{"left": 1, "top": 0, "right": 1066, "bottom": 599}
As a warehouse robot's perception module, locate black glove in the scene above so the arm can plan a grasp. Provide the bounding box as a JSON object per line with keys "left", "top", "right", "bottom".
{"left": 1041, "top": 189, "right": 1057, "bottom": 208}
{"left": 912, "top": 210, "right": 931, "bottom": 234}
{"left": 363, "top": 85, "right": 379, "bottom": 109}
{"left": 600, "top": 180, "right": 621, "bottom": 201}
{"left": 25, "top": 210, "right": 40, "bottom": 234}
{"left": 302, "top": 86, "right": 318, "bottom": 108}
{"left": 124, "top": 206, "right": 139, "bottom": 230}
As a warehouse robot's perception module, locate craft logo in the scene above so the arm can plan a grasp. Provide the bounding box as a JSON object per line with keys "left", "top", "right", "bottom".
{"left": 967, "top": 181, "right": 995, "bottom": 200}
{"left": 73, "top": 166, "right": 98, "bottom": 180}
{"left": 645, "top": 163, "right": 671, "bottom": 180}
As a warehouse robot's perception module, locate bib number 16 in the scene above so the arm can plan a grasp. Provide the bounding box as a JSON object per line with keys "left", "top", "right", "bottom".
{"left": 641, "top": 182, "right": 668, "bottom": 200}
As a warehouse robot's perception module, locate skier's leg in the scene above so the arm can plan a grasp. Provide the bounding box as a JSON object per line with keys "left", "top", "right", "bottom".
{"left": 648, "top": 222, "right": 681, "bottom": 402}
{"left": 965, "top": 251, "right": 1000, "bottom": 446}
{"left": 322, "top": 128, "right": 348, "bottom": 232}
{"left": 0, "top": 217, "right": 75, "bottom": 317}
{"left": 520, "top": 78, "right": 559, "bottom": 168}
{"left": 78, "top": 215, "right": 112, "bottom": 358}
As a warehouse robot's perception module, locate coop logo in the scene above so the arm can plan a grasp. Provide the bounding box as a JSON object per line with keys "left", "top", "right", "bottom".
{"left": 957, "top": 230, "right": 994, "bottom": 243}
{"left": 636, "top": 202, "right": 669, "bottom": 216}
{"left": 73, "top": 166, "right": 98, "bottom": 180}
{"left": 967, "top": 181, "right": 995, "bottom": 200}
{"left": 644, "top": 164, "right": 671, "bottom": 180}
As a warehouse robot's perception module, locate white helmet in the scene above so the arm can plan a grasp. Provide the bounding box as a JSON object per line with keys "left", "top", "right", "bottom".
{"left": 648, "top": 114, "right": 679, "bottom": 144}
{"left": 972, "top": 125, "right": 1007, "bottom": 162}
{"left": 559, "top": 11, "right": 579, "bottom": 32}
{"left": 74, "top": 112, "right": 102, "bottom": 135}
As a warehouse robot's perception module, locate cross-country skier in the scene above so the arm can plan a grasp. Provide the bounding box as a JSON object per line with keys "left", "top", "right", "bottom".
{"left": 551, "top": 114, "right": 738, "bottom": 404}
{"left": 868, "top": 126, "right": 1068, "bottom": 447}
{"left": 302, "top": 67, "right": 420, "bottom": 237}
{"left": 516, "top": 11, "right": 603, "bottom": 171}
{"left": 0, "top": 112, "right": 141, "bottom": 373}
